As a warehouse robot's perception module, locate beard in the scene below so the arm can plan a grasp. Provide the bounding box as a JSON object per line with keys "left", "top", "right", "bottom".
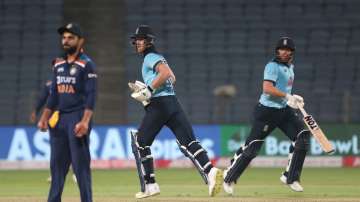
{"left": 63, "top": 45, "right": 77, "bottom": 55}
{"left": 276, "top": 51, "right": 293, "bottom": 63}
{"left": 278, "top": 55, "right": 292, "bottom": 63}
{"left": 135, "top": 44, "right": 145, "bottom": 53}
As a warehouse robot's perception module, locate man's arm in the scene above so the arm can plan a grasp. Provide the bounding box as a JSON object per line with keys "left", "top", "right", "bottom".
{"left": 34, "top": 81, "right": 51, "bottom": 114}
{"left": 74, "top": 61, "right": 97, "bottom": 137}
{"left": 74, "top": 109, "right": 93, "bottom": 137}
{"left": 150, "top": 62, "right": 176, "bottom": 89}
{"left": 37, "top": 71, "right": 58, "bottom": 131}
{"left": 263, "top": 80, "right": 286, "bottom": 98}
{"left": 130, "top": 58, "right": 175, "bottom": 103}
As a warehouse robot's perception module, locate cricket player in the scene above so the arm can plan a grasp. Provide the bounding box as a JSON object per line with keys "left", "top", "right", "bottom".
{"left": 128, "top": 25, "right": 223, "bottom": 199}
{"left": 37, "top": 22, "right": 97, "bottom": 202}
{"left": 30, "top": 80, "right": 78, "bottom": 184}
{"left": 223, "top": 37, "right": 310, "bottom": 194}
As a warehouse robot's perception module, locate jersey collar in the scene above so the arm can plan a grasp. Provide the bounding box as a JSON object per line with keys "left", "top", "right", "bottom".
{"left": 273, "top": 57, "right": 292, "bottom": 67}
{"left": 143, "top": 46, "right": 157, "bottom": 57}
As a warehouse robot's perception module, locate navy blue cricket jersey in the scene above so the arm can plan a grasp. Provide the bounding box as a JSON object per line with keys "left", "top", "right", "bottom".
{"left": 46, "top": 53, "right": 97, "bottom": 112}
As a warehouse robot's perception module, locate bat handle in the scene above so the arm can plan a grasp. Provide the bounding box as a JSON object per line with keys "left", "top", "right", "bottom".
{"left": 297, "top": 103, "right": 308, "bottom": 116}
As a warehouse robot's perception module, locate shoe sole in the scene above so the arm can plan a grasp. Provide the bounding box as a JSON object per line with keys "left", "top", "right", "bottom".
{"left": 210, "top": 169, "right": 223, "bottom": 197}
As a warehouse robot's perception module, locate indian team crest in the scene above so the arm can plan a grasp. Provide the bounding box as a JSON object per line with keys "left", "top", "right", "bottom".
{"left": 70, "top": 65, "right": 77, "bottom": 75}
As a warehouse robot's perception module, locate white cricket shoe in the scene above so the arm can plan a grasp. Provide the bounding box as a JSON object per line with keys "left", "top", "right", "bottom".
{"left": 72, "top": 174, "right": 77, "bottom": 184}
{"left": 208, "top": 167, "right": 223, "bottom": 197}
{"left": 135, "top": 183, "right": 160, "bottom": 199}
{"left": 280, "top": 174, "right": 304, "bottom": 192}
{"left": 222, "top": 169, "right": 234, "bottom": 195}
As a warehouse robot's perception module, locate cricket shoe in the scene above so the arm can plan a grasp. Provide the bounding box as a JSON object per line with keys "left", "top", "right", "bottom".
{"left": 222, "top": 169, "right": 234, "bottom": 195}
{"left": 280, "top": 174, "right": 304, "bottom": 192}
{"left": 208, "top": 167, "right": 223, "bottom": 197}
{"left": 72, "top": 174, "right": 77, "bottom": 184}
{"left": 135, "top": 183, "right": 160, "bottom": 199}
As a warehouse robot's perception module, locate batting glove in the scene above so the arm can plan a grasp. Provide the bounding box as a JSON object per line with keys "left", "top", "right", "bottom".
{"left": 128, "top": 80, "right": 147, "bottom": 92}
{"left": 128, "top": 81, "right": 152, "bottom": 106}
{"left": 285, "top": 94, "right": 305, "bottom": 109}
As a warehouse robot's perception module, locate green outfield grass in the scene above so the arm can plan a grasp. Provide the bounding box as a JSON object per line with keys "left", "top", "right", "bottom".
{"left": 0, "top": 168, "right": 359, "bottom": 202}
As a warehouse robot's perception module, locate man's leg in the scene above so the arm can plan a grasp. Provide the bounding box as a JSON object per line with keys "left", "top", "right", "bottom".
{"left": 67, "top": 112, "right": 92, "bottom": 202}
{"left": 48, "top": 128, "right": 71, "bottom": 202}
{"left": 279, "top": 107, "right": 310, "bottom": 192}
{"left": 166, "top": 106, "right": 222, "bottom": 197}
{"left": 223, "top": 104, "right": 279, "bottom": 194}
{"left": 133, "top": 104, "right": 168, "bottom": 198}
{"left": 166, "top": 110, "right": 213, "bottom": 181}
{"left": 223, "top": 121, "right": 275, "bottom": 184}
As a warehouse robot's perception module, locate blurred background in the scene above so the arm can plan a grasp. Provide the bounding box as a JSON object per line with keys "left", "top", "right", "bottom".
{"left": 1, "top": 0, "right": 360, "bottom": 125}
{"left": 0, "top": 0, "right": 359, "bottom": 169}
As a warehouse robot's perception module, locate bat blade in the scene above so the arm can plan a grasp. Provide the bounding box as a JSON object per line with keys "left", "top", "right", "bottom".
{"left": 303, "top": 115, "right": 335, "bottom": 154}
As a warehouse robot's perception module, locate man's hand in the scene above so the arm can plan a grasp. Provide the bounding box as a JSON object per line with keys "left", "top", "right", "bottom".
{"left": 131, "top": 86, "right": 152, "bottom": 102}
{"left": 74, "top": 121, "right": 89, "bottom": 138}
{"left": 128, "top": 80, "right": 147, "bottom": 92}
{"left": 37, "top": 118, "right": 48, "bottom": 132}
{"left": 286, "top": 94, "right": 305, "bottom": 109}
{"left": 128, "top": 81, "right": 152, "bottom": 106}
{"left": 37, "top": 108, "right": 52, "bottom": 132}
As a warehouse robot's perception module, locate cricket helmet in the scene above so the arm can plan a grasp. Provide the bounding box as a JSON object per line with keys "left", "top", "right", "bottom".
{"left": 276, "top": 37, "right": 295, "bottom": 51}
{"left": 131, "top": 25, "right": 155, "bottom": 44}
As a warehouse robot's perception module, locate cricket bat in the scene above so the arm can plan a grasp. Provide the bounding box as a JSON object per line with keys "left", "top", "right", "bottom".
{"left": 297, "top": 104, "right": 335, "bottom": 154}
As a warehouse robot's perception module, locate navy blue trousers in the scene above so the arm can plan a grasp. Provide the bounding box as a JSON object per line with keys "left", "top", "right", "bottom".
{"left": 137, "top": 95, "right": 197, "bottom": 147}
{"left": 48, "top": 110, "right": 92, "bottom": 202}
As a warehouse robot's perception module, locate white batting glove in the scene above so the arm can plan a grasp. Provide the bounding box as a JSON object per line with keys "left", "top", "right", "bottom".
{"left": 128, "top": 80, "right": 147, "bottom": 92}
{"left": 293, "top": 94, "right": 304, "bottom": 108}
{"left": 131, "top": 86, "right": 152, "bottom": 101}
{"left": 285, "top": 94, "right": 305, "bottom": 109}
{"left": 128, "top": 81, "right": 152, "bottom": 106}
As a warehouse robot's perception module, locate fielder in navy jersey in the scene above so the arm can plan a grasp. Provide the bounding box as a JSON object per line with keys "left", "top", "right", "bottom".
{"left": 30, "top": 79, "right": 78, "bottom": 184}
{"left": 222, "top": 37, "right": 310, "bottom": 195}
{"left": 37, "top": 23, "right": 97, "bottom": 202}
{"left": 128, "top": 25, "right": 223, "bottom": 199}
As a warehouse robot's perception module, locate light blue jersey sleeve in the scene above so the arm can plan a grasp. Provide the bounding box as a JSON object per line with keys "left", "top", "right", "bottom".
{"left": 142, "top": 53, "right": 175, "bottom": 97}
{"left": 144, "top": 53, "right": 166, "bottom": 70}
{"left": 264, "top": 62, "right": 278, "bottom": 82}
{"left": 259, "top": 61, "right": 294, "bottom": 109}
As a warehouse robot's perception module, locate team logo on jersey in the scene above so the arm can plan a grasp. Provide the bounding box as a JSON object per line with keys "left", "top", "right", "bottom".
{"left": 263, "top": 125, "right": 269, "bottom": 132}
{"left": 70, "top": 65, "right": 77, "bottom": 75}
{"left": 57, "top": 67, "right": 64, "bottom": 73}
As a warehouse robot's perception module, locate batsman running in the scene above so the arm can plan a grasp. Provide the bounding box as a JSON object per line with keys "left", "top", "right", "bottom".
{"left": 128, "top": 25, "right": 223, "bottom": 199}
{"left": 223, "top": 37, "right": 310, "bottom": 194}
